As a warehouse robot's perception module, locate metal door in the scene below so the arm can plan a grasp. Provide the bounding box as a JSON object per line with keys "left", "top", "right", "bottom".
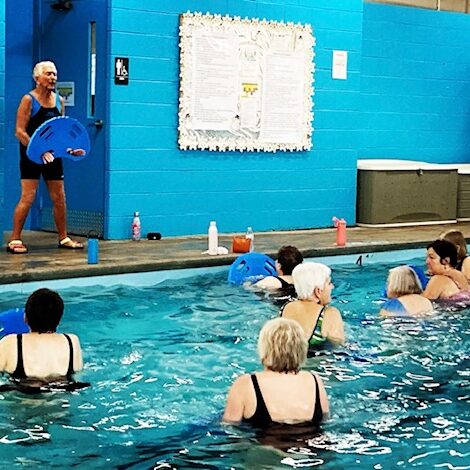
{"left": 35, "top": 0, "right": 107, "bottom": 237}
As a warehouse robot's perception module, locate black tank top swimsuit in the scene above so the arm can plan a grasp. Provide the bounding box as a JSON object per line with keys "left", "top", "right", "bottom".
{"left": 244, "top": 373, "right": 323, "bottom": 427}
{"left": 0, "top": 334, "right": 90, "bottom": 393}
{"left": 11, "top": 333, "right": 75, "bottom": 379}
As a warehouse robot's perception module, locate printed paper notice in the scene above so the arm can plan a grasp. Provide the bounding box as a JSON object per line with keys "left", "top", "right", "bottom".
{"left": 332, "top": 50, "right": 347, "bottom": 80}
{"left": 56, "top": 81, "right": 75, "bottom": 106}
{"left": 259, "top": 54, "right": 305, "bottom": 144}
{"left": 189, "top": 33, "right": 239, "bottom": 131}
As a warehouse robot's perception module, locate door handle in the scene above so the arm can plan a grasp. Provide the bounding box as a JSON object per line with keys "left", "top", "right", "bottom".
{"left": 94, "top": 119, "right": 104, "bottom": 128}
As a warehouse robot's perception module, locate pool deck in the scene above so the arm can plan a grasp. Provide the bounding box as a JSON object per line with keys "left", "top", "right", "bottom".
{"left": 2, "top": 222, "right": 470, "bottom": 285}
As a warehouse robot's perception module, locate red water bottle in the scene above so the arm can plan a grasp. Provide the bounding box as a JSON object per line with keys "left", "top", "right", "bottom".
{"left": 332, "top": 217, "right": 347, "bottom": 246}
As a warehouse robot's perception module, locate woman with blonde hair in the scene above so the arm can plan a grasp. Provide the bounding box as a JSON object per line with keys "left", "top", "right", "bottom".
{"left": 440, "top": 230, "right": 470, "bottom": 281}
{"left": 223, "top": 317, "right": 329, "bottom": 425}
{"left": 281, "top": 262, "right": 345, "bottom": 347}
{"left": 380, "top": 266, "right": 433, "bottom": 316}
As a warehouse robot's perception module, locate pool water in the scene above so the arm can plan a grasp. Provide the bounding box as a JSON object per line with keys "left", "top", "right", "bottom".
{"left": 0, "top": 257, "right": 469, "bottom": 469}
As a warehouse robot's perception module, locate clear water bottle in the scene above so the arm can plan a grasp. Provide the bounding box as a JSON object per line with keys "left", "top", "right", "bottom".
{"left": 208, "top": 221, "right": 218, "bottom": 255}
{"left": 246, "top": 226, "right": 254, "bottom": 252}
{"left": 132, "top": 211, "right": 141, "bottom": 241}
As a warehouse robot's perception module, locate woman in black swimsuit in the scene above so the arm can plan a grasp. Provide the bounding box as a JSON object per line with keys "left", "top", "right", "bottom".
{"left": 223, "top": 317, "right": 329, "bottom": 426}
{"left": 0, "top": 288, "right": 85, "bottom": 391}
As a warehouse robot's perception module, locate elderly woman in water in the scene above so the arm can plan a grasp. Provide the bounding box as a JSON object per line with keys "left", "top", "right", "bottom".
{"left": 380, "top": 266, "right": 433, "bottom": 317}
{"left": 223, "top": 317, "right": 329, "bottom": 426}
{"left": 281, "top": 262, "right": 345, "bottom": 348}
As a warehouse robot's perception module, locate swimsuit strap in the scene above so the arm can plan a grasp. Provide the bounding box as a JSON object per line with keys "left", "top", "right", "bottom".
{"left": 63, "top": 334, "right": 74, "bottom": 378}
{"left": 11, "top": 334, "right": 27, "bottom": 379}
{"left": 308, "top": 305, "right": 327, "bottom": 344}
{"left": 27, "top": 92, "right": 61, "bottom": 116}
{"left": 279, "top": 300, "right": 292, "bottom": 317}
{"left": 64, "top": 334, "right": 74, "bottom": 377}
{"left": 274, "top": 276, "right": 291, "bottom": 289}
{"left": 28, "top": 93, "right": 41, "bottom": 117}
{"left": 311, "top": 373, "right": 323, "bottom": 425}
{"left": 249, "top": 374, "right": 272, "bottom": 423}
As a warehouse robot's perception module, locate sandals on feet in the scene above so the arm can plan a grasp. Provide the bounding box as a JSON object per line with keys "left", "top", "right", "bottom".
{"left": 6, "top": 240, "right": 28, "bottom": 254}
{"left": 58, "top": 236, "right": 84, "bottom": 250}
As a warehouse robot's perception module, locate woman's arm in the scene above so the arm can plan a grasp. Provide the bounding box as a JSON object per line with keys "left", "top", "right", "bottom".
{"left": 15, "top": 95, "right": 32, "bottom": 146}
{"left": 423, "top": 276, "right": 445, "bottom": 300}
{"left": 322, "top": 307, "right": 345, "bottom": 345}
{"left": 222, "top": 374, "right": 250, "bottom": 423}
{"left": 70, "top": 334, "right": 84, "bottom": 372}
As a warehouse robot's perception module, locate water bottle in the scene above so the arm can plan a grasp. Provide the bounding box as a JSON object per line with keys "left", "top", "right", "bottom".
{"left": 208, "top": 221, "right": 218, "bottom": 255}
{"left": 246, "top": 226, "right": 254, "bottom": 252}
{"left": 132, "top": 211, "right": 141, "bottom": 241}
{"left": 87, "top": 230, "right": 99, "bottom": 264}
{"left": 332, "top": 217, "right": 347, "bottom": 247}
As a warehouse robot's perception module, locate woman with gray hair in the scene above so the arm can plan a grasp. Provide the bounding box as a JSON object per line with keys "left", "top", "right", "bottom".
{"left": 380, "top": 266, "right": 433, "bottom": 316}
{"left": 223, "top": 317, "right": 329, "bottom": 426}
{"left": 281, "top": 262, "right": 345, "bottom": 348}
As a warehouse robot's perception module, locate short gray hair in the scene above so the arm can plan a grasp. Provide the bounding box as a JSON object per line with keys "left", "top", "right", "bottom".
{"left": 387, "top": 265, "right": 423, "bottom": 298}
{"left": 33, "top": 61, "right": 57, "bottom": 79}
{"left": 292, "top": 262, "right": 331, "bottom": 300}
{"left": 258, "top": 318, "right": 307, "bottom": 373}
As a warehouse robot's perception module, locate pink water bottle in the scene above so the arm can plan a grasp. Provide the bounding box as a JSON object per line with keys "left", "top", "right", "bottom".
{"left": 332, "top": 217, "right": 347, "bottom": 246}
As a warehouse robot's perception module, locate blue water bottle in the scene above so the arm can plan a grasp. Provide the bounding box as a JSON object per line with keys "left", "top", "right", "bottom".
{"left": 87, "top": 230, "right": 99, "bottom": 264}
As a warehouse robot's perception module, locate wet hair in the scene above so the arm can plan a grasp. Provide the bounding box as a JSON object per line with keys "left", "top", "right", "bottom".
{"left": 427, "top": 239, "right": 458, "bottom": 268}
{"left": 441, "top": 230, "right": 468, "bottom": 261}
{"left": 292, "top": 262, "right": 331, "bottom": 300}
{"left": 277, "top": 245, "right": 303, "bottom": 275}
{"left": 258, "top": 318, "right": 307, "bottom": 373}
{"left": 387, "top": 266, "right": 423, "bottom": 298}
{"left": 33, "top": 61, "right": 57, "bottom": 79}
{"left": 25, "top": 288, "right": 64, "bottom": 333}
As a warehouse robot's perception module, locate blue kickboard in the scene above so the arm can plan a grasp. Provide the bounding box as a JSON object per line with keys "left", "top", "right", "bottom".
{"left": 0, "top": 308, "right": 28, "bottom": 338}
{"left": 228, "top": 252, "right": 277, "bottom": 285}
{"left": 27, "top": 116, "right": 91, "bottom": 164}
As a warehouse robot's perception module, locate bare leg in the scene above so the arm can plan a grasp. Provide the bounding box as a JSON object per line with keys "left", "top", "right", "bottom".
{"left": 11, "top": 179, "right": 39, "bottom": 240}
{"left": 46, "top": 180, "right": 67, "bottom": 240}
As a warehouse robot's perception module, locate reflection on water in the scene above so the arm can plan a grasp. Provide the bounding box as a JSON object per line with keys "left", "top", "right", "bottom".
{"left": 0, "top": 260, "right": 469, "bottom": 468}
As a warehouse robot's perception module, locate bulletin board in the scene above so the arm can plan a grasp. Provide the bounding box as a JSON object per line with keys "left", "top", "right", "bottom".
{"left": 178, "top": 12, "right": 315, "bottom": 152}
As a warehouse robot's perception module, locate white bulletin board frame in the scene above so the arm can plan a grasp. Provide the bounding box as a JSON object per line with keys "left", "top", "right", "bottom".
{"left": 178, "top": 12, "right": 315, "bottom": 152}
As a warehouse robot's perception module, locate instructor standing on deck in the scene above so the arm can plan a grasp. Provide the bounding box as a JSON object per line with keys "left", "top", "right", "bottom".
{"left": 7, "top": 61, "right": 83, "bottom": 254}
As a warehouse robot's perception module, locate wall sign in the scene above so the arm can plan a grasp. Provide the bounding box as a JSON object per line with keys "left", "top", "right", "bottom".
{"left": 114, "top": 57, "right": 129, "bottom": 85}
{"left": 332, "top": 50, "right": 348, "bottom": 80}
{"left": 178, "top": 12, "right": 315, "bottom": 152}
{"left": 56, "top": 81, "right": 75, "bottom": 106}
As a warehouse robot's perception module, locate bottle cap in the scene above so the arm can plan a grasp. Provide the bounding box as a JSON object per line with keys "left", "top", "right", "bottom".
{"left": 134, "top": 211, "right": 139, "bottom": 217}
{"left": 210, "top": 221, "right": 216, "bottom": 226}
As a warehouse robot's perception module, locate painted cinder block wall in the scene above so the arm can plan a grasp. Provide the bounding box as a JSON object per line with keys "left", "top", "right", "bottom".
{"left": 0, "top": 2, "right": 5, "bottom": 236}
{"left": 361, "top": 3, "right": 470, "bottom": 162}
{"left": 3, "top": 0, "right": 36, "bottom": 232}
{"left": 107, "top": 0, "right": 363, "bottom": 238}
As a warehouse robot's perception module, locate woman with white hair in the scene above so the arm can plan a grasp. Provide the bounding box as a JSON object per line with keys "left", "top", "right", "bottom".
{"left": 281, "top": 262, "right": 345, "bottom": 347}
{"left": 223, "top": 317, "right": 329, "bottom": 426}
{"left": 380, "top": 265, "right": 433, "bottom": 316}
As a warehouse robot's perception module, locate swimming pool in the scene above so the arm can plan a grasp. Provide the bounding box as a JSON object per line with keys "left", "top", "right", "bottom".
{"left": 0, "top": 253, "right": 469, "bottom": 469}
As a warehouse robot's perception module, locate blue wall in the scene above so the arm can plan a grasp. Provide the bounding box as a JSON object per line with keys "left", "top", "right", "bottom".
{"left": 361, "top": 3, "right": 470, "bottom": 163}
{"left": 4, "top": 0, "right": 35, "bottom": 231}
{"left": 107, "top": 0, "right": 363, "bottom": 238}
{"left": 0, "top": 1, "right": 4, "bottom": 237}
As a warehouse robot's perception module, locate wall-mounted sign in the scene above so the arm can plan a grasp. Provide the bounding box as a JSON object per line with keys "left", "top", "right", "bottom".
{"left": 332, "top": 50, "right": 348, "bottom": 80}
{"left": 114, "top": 57, "right": 129, "bottom": 85}
{"left": 56, "top": 81, "right": 75, "bottom": 106}
{"left": 178, "top": 12, "right": 315, "bottom": 152}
